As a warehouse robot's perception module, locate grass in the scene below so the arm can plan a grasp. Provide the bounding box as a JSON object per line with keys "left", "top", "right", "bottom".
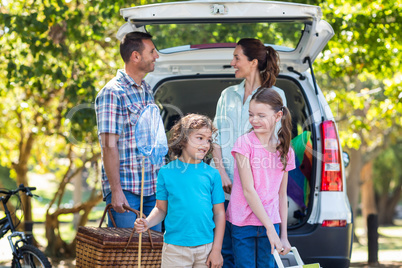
{"left": 351, "top": 217, "right": 402, "bottom": 265}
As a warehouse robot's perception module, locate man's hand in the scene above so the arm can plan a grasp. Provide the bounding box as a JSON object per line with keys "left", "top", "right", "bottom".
{"left": 111, "top": 190, "right": 129, "bottom": 213}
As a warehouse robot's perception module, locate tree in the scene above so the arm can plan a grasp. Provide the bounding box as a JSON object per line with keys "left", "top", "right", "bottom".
{"left": 0, "top": 0, "right": 174, "bottom": 257}
{"left": 0, "top": 0, "right": 122, "bottom": 255}
{"left": 312, "top": 0, "right": 402, "bottom": 224}
{"left": 373, "top": 141, "right": 402, "bottom": 225}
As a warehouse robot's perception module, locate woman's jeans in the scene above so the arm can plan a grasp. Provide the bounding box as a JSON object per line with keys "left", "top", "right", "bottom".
{"left": 222, "top": 200, "right": 235, "bottom": 268}
{"left": 232, "top": 224, "right": 280, "bottom": 268}
{"left": 105, "top": 190, "right": 161, "bottom": 231}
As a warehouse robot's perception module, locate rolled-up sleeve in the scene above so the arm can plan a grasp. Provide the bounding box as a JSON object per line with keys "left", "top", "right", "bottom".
{"left": 95, "top": 89, "right": 123, "bottom": 136}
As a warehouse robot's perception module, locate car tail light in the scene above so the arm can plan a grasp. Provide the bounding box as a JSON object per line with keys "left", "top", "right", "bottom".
{"left": 321, "top": 120, "right": 343, "bottom": 191}
{"left": 322, "top": 220, "right": 347, "bottom": 227}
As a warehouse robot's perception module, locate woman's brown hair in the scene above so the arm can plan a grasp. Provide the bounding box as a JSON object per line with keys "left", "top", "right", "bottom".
{"left": 237, "top": 38, "right": 280, "bottom": 88}
{"left": 168, "top": 114, "right": 217, "bottom": 159}
{"left": 251, "top": 88, "right": 292, "bottom": 170}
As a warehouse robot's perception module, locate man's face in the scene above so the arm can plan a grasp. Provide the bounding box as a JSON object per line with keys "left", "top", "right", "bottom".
{"left": 138, "top": 39, "right": 159, "bottom": 73}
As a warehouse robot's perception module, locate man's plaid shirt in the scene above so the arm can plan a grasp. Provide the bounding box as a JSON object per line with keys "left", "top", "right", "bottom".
{"left": 95, "top": 69, "right": 162, "bottom": 198}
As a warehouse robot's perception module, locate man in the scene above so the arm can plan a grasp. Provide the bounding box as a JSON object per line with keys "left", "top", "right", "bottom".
{"left": 95, "top": 32, "right": 161, "bottom": 230}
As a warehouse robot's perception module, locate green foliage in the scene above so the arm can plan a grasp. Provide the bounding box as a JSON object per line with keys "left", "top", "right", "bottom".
{"left": 0, "top": 165, "right": 17, "bottom": 190}
{"left": 314, "top": 0, "right": 402, "bottom": 152}
{"left": 148, "top": 21, "right": 304, "bottom": 50}
{"left": 373, "top": 142, "right": 402, "bottom": 194}
{"left": 0, "top": 0, "right": 127, "bottom": 174}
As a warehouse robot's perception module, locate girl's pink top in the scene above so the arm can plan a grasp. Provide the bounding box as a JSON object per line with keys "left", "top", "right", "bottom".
{"left": 227, "top": 131, "right": 296, "bottom": 226}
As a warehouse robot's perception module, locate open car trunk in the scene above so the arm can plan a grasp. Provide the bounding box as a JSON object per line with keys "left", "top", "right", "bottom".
{"left": 153, "top": 75, "right": 315, "bottom": 227}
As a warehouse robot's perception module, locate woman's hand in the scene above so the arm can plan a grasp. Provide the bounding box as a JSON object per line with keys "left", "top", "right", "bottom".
{"left": 134, "top": 218, "right": 149, "bottom": 233}
{"left": 221, "top": 172, "right": 232, "bottom": 194}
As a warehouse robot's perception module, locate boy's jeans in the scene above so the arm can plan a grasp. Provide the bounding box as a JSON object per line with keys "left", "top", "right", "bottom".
{"left": 105, "top": 190, "right": 162, "bottom": 231}
{"left": 232, "top": 224, "right": 280, "bottom": 268}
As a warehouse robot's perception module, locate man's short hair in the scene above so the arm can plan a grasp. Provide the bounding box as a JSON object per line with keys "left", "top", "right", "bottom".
{"left": 120, "top": 32, "right": 153, "bottom": 63}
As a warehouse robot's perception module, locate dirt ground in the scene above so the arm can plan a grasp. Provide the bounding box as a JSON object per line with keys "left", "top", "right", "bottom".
{"left": 46, "top": 259, "right": 402, "bottom": 268}
{"left": 350, "top": 262, "right": 402, "bottom": 268}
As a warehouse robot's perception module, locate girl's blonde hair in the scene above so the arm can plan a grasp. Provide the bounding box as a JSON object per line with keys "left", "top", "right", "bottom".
{"left": 168, "top": 114, "right": 217, "bottom": 159}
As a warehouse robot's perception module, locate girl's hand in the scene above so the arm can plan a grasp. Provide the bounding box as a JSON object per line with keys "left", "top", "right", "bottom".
{"left": 279, "top": 238, "right": 291, "bottom": 255}
{"left": 206, "top": 249, "right": 223, "bottom": 268}
{"left": 134, "top": 218, "right": 149, "bottom": 233}
{"left": 266, "top": 228, "right": 282, "bottom": 254}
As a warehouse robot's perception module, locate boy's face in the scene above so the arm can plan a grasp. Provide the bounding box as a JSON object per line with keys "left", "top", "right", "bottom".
{"left": 181, "top": 127, "right": 212, "bottom": 164}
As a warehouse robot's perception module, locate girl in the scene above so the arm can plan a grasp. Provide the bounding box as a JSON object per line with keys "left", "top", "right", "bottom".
{"left": 227, "top": 88, "right": 295, "bottom": 268}
{"left": 135, "top": 114, "right": 226, "bottom": 268}
{"left": 212, "top": 38, "right": 287, "bottom": 267}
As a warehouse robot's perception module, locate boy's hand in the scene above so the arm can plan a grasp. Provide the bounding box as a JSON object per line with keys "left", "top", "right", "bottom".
{"left": 134, "top": 218, "right": 149, "bottom": 233}
{"left": 206, "top": 249, "right": 223, "bottom": 268}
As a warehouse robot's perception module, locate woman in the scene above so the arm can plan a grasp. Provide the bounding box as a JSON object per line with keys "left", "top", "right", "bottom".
{"left": 212, "top": 38, "right": 287, "bottom": 268}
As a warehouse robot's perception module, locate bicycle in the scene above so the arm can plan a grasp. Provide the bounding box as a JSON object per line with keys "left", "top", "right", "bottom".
{"left": 0, "top": 184, "right": 51, "bottom": 268}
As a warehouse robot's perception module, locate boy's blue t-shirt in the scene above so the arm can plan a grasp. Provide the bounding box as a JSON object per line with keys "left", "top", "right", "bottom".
{"left": 156, "top": 159, "right": 225, "bottom": 247}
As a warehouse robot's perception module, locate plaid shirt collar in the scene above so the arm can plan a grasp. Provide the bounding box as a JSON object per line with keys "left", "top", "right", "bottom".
{"left": 116, "top": 69, "right": 153, "bottom": 94}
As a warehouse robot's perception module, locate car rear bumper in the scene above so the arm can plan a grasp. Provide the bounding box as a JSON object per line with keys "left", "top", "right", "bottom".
{"left": 288, "top": 223, "right": 353, "bottom": 268}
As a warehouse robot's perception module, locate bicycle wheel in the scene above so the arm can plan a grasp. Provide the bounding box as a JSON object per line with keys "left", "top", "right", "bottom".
{"left": 11, "top": 244, "right": 52, "bottom": 268}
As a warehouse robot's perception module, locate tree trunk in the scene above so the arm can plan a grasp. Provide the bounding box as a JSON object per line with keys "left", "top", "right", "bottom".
{"left": 360, "top": 162, "right": 379, "bottom": 265}
{"left": 73, "top": 169, "right": 83, "bottom": 229}
{"left": 45, "top": 192, "right": 103, "bottom": 257}
{"left": 361, "top": 162, "right": 377, "bottom": 219}
{"left": 377, "top": 178, "right": 402, "bottom": 225}
{"left": 14, "top": 164, "right": 32, "bottom": 223}
{"left": 346, "top": 148, "right": 362, "bottom": 221}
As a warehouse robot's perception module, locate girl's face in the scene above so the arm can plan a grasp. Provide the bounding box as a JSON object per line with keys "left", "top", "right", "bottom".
{"left": 230, "top": 45, "right": 257, "bottom": 79}
{"left": 249, "top": 100, "right": 282, "bottom": 134}
{"left": 181, "top": 126, "right": 212, "bottom": 164}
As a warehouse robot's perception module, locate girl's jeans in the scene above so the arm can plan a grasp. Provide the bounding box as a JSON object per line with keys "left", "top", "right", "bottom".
{"left": 232, "top": 224, "right": 280, "bottom": 268}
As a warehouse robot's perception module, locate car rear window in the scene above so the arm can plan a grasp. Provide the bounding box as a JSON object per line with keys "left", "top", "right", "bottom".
{"left": 146, "top": 21, "right": 305, "bottom": 53}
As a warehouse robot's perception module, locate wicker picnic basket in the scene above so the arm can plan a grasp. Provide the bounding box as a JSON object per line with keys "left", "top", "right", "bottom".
{"left": 76, "top": 204, "right": 163, "bottom": 267}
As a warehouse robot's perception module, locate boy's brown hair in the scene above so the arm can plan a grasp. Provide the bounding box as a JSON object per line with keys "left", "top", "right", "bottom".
{"left": 168, "top": 114, "right": 217, "bottom": 159}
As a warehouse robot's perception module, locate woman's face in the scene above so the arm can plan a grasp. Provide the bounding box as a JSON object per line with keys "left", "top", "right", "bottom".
{"left": 230, "top": 45, "right": 256, "bottom": 79}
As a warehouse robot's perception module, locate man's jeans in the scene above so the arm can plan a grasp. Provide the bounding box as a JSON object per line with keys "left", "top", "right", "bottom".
{"left": 232, "top": 224, "right": 280, "bottom": 268}
{"left": 105, "top": 190, "right": 161, "bottom": 231}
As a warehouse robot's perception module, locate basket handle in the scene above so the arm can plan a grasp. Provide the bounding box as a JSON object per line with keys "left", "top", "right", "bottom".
{"left": 99, "top": 204, "right": 155, "bottom": 250}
